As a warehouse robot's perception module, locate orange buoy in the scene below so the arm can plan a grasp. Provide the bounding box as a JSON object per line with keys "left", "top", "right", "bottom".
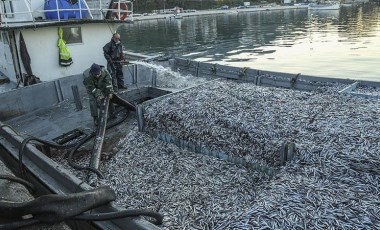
{"left": 112, "top": 2, "right": 128, "bottom": 20}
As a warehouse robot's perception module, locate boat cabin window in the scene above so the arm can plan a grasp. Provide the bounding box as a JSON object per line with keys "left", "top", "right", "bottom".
{"left": 62, "top": 27, "right": 82, "bottom": 44}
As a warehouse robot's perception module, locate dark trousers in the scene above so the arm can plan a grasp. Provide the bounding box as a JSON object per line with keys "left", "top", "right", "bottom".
{"left": 107, "top": 62, "right": 124, "bottom": 90}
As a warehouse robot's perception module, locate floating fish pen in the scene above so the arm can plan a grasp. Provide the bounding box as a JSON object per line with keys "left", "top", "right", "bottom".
{"left": 1, "top": 58, "right": 380, "bottom": 229}
{"left": 54, "top": 60, "right": 380, "bottom": 228}
{"left": 135, "top": 58, "right": 380, "bottom": 176}
{"left": 138, "top": 80, "right": 302, "bottom": 176}
{"left": 91, "top": 81, "right": 380, "bottom": 228}
{"left": 116, "top": 59, "right": 380, "bottom": 228}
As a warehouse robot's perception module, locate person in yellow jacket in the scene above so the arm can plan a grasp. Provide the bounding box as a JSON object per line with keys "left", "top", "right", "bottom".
{"left": 83, "top": 63, "right": 115, "bottom": 126}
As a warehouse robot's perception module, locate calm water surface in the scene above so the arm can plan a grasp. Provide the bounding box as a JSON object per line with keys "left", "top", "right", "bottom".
{"left": 119, "top": 5, "right": 380, "bottom": 81}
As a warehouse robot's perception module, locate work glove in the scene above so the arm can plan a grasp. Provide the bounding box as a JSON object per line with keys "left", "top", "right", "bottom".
{"left": 97, "top": 95, "right": 104, "bottom": 104}
{"left": 108, "top": 94, "right": 113, "bottom": 99}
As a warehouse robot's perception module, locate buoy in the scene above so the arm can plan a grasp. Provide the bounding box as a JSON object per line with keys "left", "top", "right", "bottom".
{"left": 112, "top": 2, "right": 128, "bottom": 20}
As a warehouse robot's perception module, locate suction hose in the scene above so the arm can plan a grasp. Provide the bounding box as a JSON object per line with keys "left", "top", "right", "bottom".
{"left": 18, "top": 94, "right": 135, "bottom": 180}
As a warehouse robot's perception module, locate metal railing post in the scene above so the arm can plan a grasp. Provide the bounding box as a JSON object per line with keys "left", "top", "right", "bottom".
{"left": 79, "top": 0, "right": 82, "bottom": 18}
{"left": 118, "top": 0, "right": 121, "bottom": 20}
{"left": 55, "top": 0, "right": 60, "bottom": 21}
{"left": 99, "top": 0, "right": 102, "bottom": 19}
{"left": 0, "top": 1, "right": 4, "bottom": 25}
{"left": 82, "top": 0, "right": 93, "bottom": 19}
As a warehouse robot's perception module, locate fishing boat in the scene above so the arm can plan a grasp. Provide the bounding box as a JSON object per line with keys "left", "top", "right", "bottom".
{"left": 0, "top": 0, "right": 164, "bottom": 229}
{"left": 1, "top": 1, "right": 380, "bottom": 229}
{"left": 0, "top": 0, "right": 139, "bottom": 91}
{"left": 167, "top": 13, "right": 183, "bottom": 20}
{"left": 308, "top": 2, "right": 341, "bottom": 10}
{"left": 174, "top": 13, "right": 183, "bottom": 19}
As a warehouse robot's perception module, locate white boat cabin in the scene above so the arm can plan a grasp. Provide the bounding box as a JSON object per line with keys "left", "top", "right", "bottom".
{"left": 0, "top": 0, "right": 133, "bottom": 85}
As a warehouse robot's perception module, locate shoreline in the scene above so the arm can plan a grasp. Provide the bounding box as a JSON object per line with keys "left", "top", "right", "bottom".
{"left": 130, "top": 5, "right": 308, "bottom": 21}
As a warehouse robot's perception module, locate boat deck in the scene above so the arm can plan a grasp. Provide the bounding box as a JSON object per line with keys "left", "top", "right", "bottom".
{"left": 6, "top": 99, "right": 93, "bottom": 141}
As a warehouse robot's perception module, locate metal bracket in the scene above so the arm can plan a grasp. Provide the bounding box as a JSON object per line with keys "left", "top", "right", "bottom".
{"left": 290, "top": 73, "right": 301, "bottom": 88}
{"left": 210, "top": 64, "right": 217, "bottom": 75}
{"left": 280, "top": 142, "right": 296, "bottom": 166}
{"left": 238, "top": 67, "right": 248, "bottom": 79}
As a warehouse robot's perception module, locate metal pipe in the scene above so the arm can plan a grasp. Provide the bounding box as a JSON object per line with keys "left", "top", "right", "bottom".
{"left": 71, "top": 85, "right": 83, "bottom": 111}
{"left": 89, "top": 96, "right": 109, "bottom": 170}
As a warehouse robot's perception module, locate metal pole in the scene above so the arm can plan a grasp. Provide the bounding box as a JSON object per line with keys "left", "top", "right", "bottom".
{"left": 89, "top": 97, "right": 109, "bottom": 170}
{"left": 71, "top": 85, "right": 83, "bottom": 111}
{"left": 55, "top": 0, "right": 60, "bottom": 21}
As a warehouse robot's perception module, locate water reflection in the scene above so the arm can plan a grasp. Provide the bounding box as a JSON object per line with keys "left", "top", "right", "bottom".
{"left": 119, "top": 4, "right": 380, "bottom": 81}
{"left": 308, "top": 9, "right": 340, "bottom": 19}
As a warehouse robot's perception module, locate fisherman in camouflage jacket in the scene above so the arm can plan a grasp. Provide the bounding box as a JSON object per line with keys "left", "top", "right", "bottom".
{"left": 83, "top": 63, "right": 115, "bottom": 126}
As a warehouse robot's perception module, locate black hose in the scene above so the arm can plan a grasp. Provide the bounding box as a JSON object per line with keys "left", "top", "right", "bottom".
{"left": 0, "top": 209, "right": 164, "bottom": 229}
{"left": 67, "top": 108, "right": 130, "bottom": 178}
{"left": 0, "top": 218, "right": 40, "bottom": 230}
{"left": 17, "top": 135, "right": 98, "bottom": 193}
{"left": 0, "top": 174, "right": 35, "bottom": 192}
{"left": 19, "top": 136, "right": 84, "bottom": 179}
{"left": 67, "top": 134, "right": 105, "bottom": 178}
{"left": 74, "top": 209, "right": 163, "bottom": 225}
{"left": 2, "top": 105, "right": 165, "bottom": 228}
{"left": 18, "top": 106, "right": 130, "bottom": 180}
{"left": 0, "top": 186, "right": 116, "bottom": 228}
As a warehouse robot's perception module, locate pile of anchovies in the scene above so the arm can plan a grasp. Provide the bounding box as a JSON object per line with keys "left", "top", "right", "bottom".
{"left": 143, "top": 80, "right": 350, "bottom": 167}
{"left": 354, "top": 86, "right": 380, "bottom": 96}
{"left": 53, "top": 76, "right": 380, "bottom": 229}
{"left": 99, "top": 129, "right": 270, "bottom": 229}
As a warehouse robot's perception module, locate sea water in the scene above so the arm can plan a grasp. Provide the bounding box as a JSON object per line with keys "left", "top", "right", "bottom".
{"left": 120, "top": 4, "right": 380, "bottom": 82}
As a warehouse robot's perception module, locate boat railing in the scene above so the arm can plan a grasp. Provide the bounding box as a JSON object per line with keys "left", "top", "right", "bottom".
{"left": 0, "top": 0, "right": 133, "bottom": 26}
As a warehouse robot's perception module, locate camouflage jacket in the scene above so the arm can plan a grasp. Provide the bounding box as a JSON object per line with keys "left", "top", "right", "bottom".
{"left": 83, "top": 67, "right": 114, "bottom": 98}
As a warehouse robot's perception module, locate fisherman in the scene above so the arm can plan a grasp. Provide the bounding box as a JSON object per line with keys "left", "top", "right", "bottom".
{"left": 83, "top": 63, "right": 115, "bottom": 126}
{"left": 103, "top": 33, "right": 128, "bottom": 91}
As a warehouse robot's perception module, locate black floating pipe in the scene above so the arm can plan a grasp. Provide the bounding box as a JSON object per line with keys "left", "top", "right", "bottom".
{"left": 89, "top": 97, "right": 110, "bottom": 171}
